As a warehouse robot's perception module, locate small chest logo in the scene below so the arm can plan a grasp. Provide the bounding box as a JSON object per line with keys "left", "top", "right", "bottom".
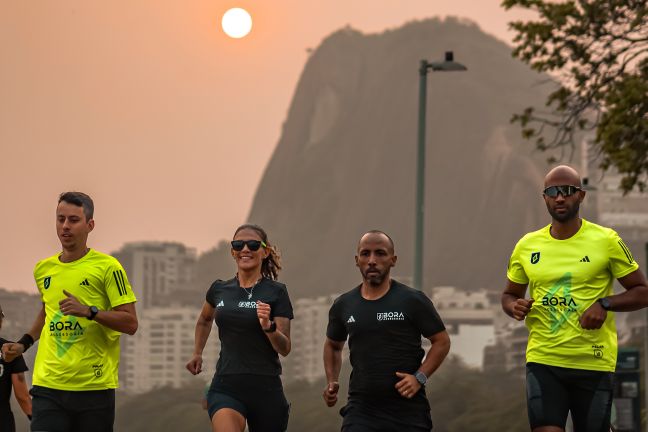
{"left": 80, "top": 279, "right": 90, "bottom": 287}
{"left": 347, "top": 315, "right": 355, "bottom": 323}
{"left": 44, "top": 276, "right": 51, "bottom": 289}
{"left": 216, "top": 300, "right": 225, "bottom": 307}
{"left": 531, "top": 252, "right": 541, "bottom": 264}
{"left": 579, "top": 256, "right": 590, "bottom": 263}
{"left": 93, "top": 364, "right": 104, "bottom": 378}
{"left": 238, "top": 301, "right": 257, "bottom": 309}
{"left": 377, "top": 312, "right": 405, "bottom": 321}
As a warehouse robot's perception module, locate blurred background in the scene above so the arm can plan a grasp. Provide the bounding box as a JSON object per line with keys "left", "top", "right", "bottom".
{"left": 1, "top": 1, "right": 646, "bottom": 431}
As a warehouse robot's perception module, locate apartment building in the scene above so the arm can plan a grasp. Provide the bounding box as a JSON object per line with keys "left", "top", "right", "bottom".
{"left": 121, "top": 307, "right": 219, "bottom": 393}
{"left": 112, "top": 242, "right": 197, "bottom": 309}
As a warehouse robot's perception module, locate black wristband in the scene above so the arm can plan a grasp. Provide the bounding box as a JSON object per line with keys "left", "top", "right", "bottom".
{"left": 17, "top": 333, "right": 34, "bottom": 352}
{"left": 263, "top": 321, "right": 277, "bottom": 333}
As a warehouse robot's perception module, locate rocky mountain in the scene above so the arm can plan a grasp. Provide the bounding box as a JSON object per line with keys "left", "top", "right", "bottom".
{"left": 238, "top": 18, "right": 574, "bottom": 297}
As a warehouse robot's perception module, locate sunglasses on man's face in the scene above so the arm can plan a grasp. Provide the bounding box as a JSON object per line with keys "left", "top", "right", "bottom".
{"left": 543, "top": 185, "right": 582, "bottom": 198}
{"left": 231, "top": 240, "right": 267, "bottom": 252}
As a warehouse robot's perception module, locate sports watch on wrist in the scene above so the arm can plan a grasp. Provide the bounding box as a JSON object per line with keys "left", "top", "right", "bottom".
{"left": 88, "top": 306, "right": 99, "bottom": 320}
{"left": 263, "top": 321, "right": 277, "bottom": 333}
{"left": 414, "top": 371, "right": 427, "bottom": 386}
{"left": 597, "top": 298, "right": 612, "bottom": 311}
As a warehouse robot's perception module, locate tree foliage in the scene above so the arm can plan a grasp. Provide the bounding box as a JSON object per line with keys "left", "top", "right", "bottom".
{"left": 502, "top": 0, "right": 648, "bottom": 192}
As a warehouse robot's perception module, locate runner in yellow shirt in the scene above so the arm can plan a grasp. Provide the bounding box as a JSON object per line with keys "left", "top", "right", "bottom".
{"left": 2, "top": 192, "right": 138, "bottom": 432}
{"left": 502, "top": 166, "right": 648, "bottom": 432}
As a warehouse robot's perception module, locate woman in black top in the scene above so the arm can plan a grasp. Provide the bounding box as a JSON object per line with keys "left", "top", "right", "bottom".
{"left": 187, "top": 224, "right": 293, "bottom": 432}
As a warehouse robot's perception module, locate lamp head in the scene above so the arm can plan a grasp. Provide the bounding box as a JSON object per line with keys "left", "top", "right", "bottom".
{"left": 429, "top": 51, "right": 467, "bottom": 72}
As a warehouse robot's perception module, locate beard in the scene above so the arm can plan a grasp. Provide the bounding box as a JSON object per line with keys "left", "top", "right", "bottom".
{"left": 547, "top": 200, "right": 580, "bottom": 222}
{"left": 362, "top": 268, "right": 389, "bottom": 286}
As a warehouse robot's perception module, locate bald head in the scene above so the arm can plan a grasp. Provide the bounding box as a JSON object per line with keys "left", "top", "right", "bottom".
{"left": 357, "top": 230, "right": 395, "bottom": 254}
{"left": 544, "top": 165, "right": 582, "bottom": 188}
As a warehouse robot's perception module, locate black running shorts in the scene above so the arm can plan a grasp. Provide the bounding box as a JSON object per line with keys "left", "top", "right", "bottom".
{"left": 340, "top": 403, "right": 431, "bottom": 432}
{"left": 526, "top": 362, "right": 613, "bottom": 431}
{"left": 30, "top": 386, "right": 115, "bottom": 432}
{"left": 207, "top": 374, "right": 289, "bottom": 432}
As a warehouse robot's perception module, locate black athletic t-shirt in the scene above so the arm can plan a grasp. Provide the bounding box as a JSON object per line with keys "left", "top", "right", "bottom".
{"left": 206, "top": 277, "right": 293, "bottom": 376}
{"left": 0, "top": 337, "right": 28, "bottom": 415}
{"left": 327, "top": 280, "right": 445, "bottom": 429}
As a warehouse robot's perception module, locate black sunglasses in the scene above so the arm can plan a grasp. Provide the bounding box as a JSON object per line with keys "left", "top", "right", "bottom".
{"left": 543, "top": 185, "right": 582, "bottom": 198}
{"left": 231, "top": 240, "right": 267, "bottom": 252}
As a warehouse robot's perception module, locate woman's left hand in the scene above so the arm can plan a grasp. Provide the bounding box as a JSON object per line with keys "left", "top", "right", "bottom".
{"left": 256, "top": 301, "right": 272, "bottom": 330}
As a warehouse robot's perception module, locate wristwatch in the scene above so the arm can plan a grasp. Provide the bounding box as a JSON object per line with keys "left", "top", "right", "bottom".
{"left": 88, "top": 306, "right": 99, "bottom": 320}
{"left": 597, "top": 298, "right": 612, "bottom": 311}
{"left": 414, "top": 371, "right": 427, "bottom": 386}
{"left": 264, "top": 321, "right": 277, "bottom": 333}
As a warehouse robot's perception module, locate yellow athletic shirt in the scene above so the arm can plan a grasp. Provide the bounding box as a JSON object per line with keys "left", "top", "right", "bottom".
{"left": 32, "top": 249, "right": 137, "bottom": 390}
{"left": 507, "top": 219, "right": 638, "bottom": 372}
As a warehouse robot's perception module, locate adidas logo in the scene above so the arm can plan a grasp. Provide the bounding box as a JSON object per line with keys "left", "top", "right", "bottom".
{"left": 217, "top": 300, "right": 225, "bottom": 307}
{"left": 347, "top": 316, "right": 355, "bottom": 323}
{"left": 80, "top": 279, "right": 90, "bottom": 286}
{"left": 579, "top": 256, "right": 591, "bottom": 263}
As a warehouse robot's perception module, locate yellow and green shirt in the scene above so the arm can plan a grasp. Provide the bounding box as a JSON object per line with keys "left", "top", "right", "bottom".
{"left": 507, "top": 219, "right": 638, "bottom": 372}
{"left": 33, "top": 249, "right": 137, "bottom": 390}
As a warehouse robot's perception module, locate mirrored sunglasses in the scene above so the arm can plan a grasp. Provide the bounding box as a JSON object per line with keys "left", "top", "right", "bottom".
{"left": 543, "top": 185, "right": 582, "bottom": 198}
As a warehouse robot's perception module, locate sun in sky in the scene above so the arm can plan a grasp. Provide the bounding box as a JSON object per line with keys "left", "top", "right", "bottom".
{"left": 221, "top": 8, "right": 253, "bottom": 39}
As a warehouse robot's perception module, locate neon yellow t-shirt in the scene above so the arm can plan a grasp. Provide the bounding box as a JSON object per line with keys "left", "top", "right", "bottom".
{"left": 507, "top": 219, "right": 638, "bottom": 372}
{"left": 32, "top": 249, "right": 137, "bottom": 390}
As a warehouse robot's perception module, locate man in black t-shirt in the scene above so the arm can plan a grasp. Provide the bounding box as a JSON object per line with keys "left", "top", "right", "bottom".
{"left": 323, "top": 231, "right": 450, "bottom": 432}
{"left": 0, "top": 305, "right": 32, "bottom": 432}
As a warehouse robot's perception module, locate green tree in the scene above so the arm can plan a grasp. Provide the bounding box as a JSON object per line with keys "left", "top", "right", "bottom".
{"left": 502, "top": 0, "right": 648, "bottom": 192}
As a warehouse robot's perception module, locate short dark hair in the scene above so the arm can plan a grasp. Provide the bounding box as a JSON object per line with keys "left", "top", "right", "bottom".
{"left": 359, "top": 230, "right": 395, "bottom": 253}
{"left": 58, "top": 192, "right": 94, "bottom": 220}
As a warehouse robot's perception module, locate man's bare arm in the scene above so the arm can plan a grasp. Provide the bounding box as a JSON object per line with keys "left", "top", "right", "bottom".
{"left": 323, "top": 338, "right": 345, "bottom": 407}
{"left": 580, "top": 269, "right": 648, "bottom": 329}
{"left": 501, "top": 280, "right": 533, "bottom": 320}
{"left": 395, "top": 330, "right": 451, "bottom": 398}
{"left": 93, "top": 302, "right": 138, "bottom": 335}
{"left": 59, "top": 290, "right": 137, "bottom": 334}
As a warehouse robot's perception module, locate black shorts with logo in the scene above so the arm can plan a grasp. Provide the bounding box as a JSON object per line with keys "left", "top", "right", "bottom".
{"left": 30, "top": 386, "right": 115, "bottom": 432}
{"left": 526, "top": 362, "right": 614, "bottom": 432}
{"left": 207, "top": 374, "right": 289, "bottom": 432}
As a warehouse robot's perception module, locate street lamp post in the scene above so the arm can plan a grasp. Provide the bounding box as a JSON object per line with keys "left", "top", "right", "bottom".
{"left": 414, "top": 51, "right": 467, "bottom": 291}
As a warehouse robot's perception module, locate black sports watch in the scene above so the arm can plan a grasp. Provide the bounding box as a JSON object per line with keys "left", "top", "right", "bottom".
{"left": 88, "top": 306, "right": 99, "bottom": 320}
{"left": 597, "top": 298, "right": 612, "bottom": 311}
{"left": 414, "top": 371, "right": 427, "bottom": 386}
{"left": 263, "top": 321, "right": 277, "bottom": 333}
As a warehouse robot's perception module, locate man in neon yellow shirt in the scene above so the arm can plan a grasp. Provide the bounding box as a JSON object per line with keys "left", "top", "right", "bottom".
{"left": 2, "top": 192, "right": 137, "bottom": 432}
{"left": 502, "top": 165, "right": 648, "bottom": 432}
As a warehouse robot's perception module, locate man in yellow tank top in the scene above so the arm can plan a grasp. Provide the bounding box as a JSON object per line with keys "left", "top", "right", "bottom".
{"left": 502, "top": 166, "right": 648, "bottom": 432}
{"left": 1, "top": 192, "right": 138, "bottom": 432}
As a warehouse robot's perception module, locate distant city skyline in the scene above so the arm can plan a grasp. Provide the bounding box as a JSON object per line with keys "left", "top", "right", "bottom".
{"left": 1, "top": 2, "right": 536, "bottom": 292}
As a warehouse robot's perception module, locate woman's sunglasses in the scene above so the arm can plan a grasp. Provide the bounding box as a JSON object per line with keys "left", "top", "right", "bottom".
{"left": 543, "top": 185, "right": 582, "bottom": 198}
{"left": 231, "top": 240, "right": 267, "bottom": 252}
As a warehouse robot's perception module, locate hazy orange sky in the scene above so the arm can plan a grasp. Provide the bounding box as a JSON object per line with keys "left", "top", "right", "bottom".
{"left": 0, "top": 1, "right": 534, "bottom": 293}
